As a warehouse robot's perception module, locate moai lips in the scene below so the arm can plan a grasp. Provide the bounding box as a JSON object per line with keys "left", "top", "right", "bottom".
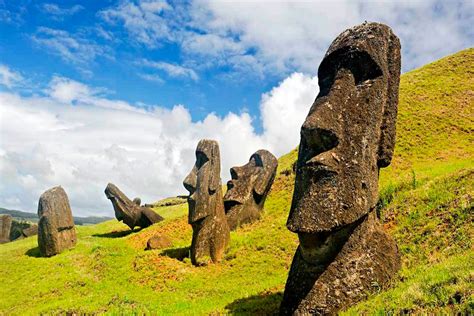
{"left": 183, "top": 139, "right": 230, "bottom": 266}
{"left": 105, "top": 183, "right": 163, "bottom": 230}
{"left": 224, "top": 149, "right": 278, "bottom": 230}
{"left": 280, "top": 22, "right": 402, "bottom": 315}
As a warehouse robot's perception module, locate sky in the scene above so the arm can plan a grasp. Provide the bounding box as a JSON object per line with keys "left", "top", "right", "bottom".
{"left": 0, "top": 0, "right": 473, "bottom": 217}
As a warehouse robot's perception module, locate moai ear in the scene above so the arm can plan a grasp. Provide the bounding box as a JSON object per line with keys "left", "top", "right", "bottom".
{"left": 208, "top": 142, "right": 221, "bottom": 193}
{"left": 377, "top": 31, "right": 401, "bottom": 168}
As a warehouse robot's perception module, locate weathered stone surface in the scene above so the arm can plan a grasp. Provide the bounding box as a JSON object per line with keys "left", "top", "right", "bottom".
{"left": 0, "top": 214, "right": 12, "bottom": 244}
{"left": 105, "top": 183, "right": 163, "bottom": 230}
{"left": 133, "top": 197, "right": 141, "bottom": 206}
{"left": 280, "top": 22, "right": 401, "bottom": 315}
{"left": 37, "top": 186, "right": 77, "bottom": 257}
{"left": 22, "top": 224, "right": 38, "bottom": 237}
{"left": 224, "top": 149, "right": 278, "bottom": 230}
{"left": 183, "top": 139, "right": 230, "bottom": 266}
{"left": 145, "top": 234, "right": 172, "bottom": 250}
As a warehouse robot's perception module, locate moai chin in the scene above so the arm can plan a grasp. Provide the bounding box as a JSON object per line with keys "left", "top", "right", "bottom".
{"left": 105, "top": 183, "right": 164, "bottom": 230}
{"left": 183, "top": 139, "right": 230, "bottom": 266}
{"left": 224, "top": 149, "right": 278, "bottom": 230}
{"left": 280, "top": 22, "right": 402, "bottom": 315}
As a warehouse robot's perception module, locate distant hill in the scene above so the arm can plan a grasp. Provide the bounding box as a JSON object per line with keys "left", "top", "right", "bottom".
{"left": 0, "top": 207, "right": 112, "bottom": 226}
{"left": 0, "top": 49, "right": 472, "bottom": 314}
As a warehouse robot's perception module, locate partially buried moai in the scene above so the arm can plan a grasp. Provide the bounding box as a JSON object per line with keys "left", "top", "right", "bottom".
{"left": 183, "top": 139, "right": 230, "bottom": 266}
{"left": 37, "top": 186, "right": 77, "bottom": 257}
{"left": 224, "top": 149, "right": 278, "bottom": 230}
{"left": 280, "top": 22, "right": 402, "bottom": 315}
{"left": 105, "top": 183, "right": 163, "bottom": 230}
{"left": 0, "top": 214, "right": 12, "bottom": 244}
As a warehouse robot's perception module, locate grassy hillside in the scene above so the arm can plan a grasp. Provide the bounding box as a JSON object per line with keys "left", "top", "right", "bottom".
{"left": 0, "top": 49, "right": 473, "bottom": 315}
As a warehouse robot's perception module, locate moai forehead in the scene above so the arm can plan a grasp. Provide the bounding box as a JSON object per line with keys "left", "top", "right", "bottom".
{"left": 287, "top": 22, "right": 401, "bottom": 233}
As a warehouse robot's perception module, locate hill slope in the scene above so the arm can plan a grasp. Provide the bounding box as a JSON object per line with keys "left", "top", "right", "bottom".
{"left": 0, "top": 49, "right": 473, "bottom": 315}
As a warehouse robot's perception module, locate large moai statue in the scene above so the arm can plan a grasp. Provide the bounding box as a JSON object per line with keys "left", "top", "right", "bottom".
{"left": 280, "top": 22, "right": 401, "bottom": 314}
{"left": 0, "top": 214, "right": 12, "bottom": 244}
{"left": 105, "top": 183, "right": 163, "bottom": 230}
{"left": 38, "top": 186, "right": 77, "bottom": 257}
{"left": 183, "top": 139, "right": 230, "bottom": 266}
{"left": 224, "top": 149, "right": 278, "bottom": 230}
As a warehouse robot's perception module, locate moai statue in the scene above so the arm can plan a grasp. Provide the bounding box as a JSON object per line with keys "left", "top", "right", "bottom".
{"left": 183, "top": 139, "right": 230, "bottom": 266}
{"left": 224, "top": 149, "right": 278, "bottom": 230}
{"left": 280, "top": 22, "right": 402, "bottom": 315}
{"left": 37, "top": 186, "right": 77, "bottom": 257}
{"left": 105, "top": 183, "right": 163, "bottom": 230}
{"left": 133, "top": 197, "right": 141, "bottom": 206}
{"left": 0, "top": 214, "right": 12, "bottom": 244}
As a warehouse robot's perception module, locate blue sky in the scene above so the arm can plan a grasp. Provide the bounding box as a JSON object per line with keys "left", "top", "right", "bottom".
{"left": 0, "top": 0, "right": 473, "bottom": 216}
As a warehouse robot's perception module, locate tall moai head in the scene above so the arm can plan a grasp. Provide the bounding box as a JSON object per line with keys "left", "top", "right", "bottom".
{"left": 183, "top": 139, "right": 230, "bottom": 265}
{"left": 287, "top": 21, "right": 401, "bottom": 243}
{"left": 224, "top": 149, "right": 278, "bottom": 230}
{"left": 183, "top": 139, "right": 222, "bottom": 224}
{"left": 280, "top": 22, "right": 401, "bottom": 314}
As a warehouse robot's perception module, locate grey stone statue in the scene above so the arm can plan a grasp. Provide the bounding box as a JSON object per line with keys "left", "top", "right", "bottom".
{"left": 183, "top": 139, "right": 230, "bottom": 266}
{"left": 280, "top": 22, "right": 402, "bottom": 315}
{"left": 224, "top": 149, "right": 278, "bottom": 230}
{"left": 105, "top": 183, "right": 163, "bottom": 230}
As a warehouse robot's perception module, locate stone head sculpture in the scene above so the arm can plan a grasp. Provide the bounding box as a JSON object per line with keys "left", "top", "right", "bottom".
{"left": 224, "top": 149, "right": 278, "bottom": 230}
{"left": 183, "top": 139, "right": 230, "bottom": 265}
{"left": 105, "top": 183, "right": 163, "bottom": 230}
{"left": 281, "top": 22, "right": 401, "bottom": 314}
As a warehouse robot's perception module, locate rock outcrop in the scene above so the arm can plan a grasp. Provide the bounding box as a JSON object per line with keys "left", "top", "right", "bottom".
{"left": 105, "top": 183, "right": 163, "bottom": 230}
{"left": 37, "top": 186, "right": 77, "bottom": 257}
{"left": 183, "top": 139, "right": 230, "bottom": 265}
{"left": 146, "top": 234, "right": 172, "bottom": 250}
{"left": 224, "top": 149, "right": 278, "bottom": 230}
{"left": 0, "top": 214, "right": 12, "bottom": 244}
{"left": 280, "top": 22, "right": 401, "bottom": 315}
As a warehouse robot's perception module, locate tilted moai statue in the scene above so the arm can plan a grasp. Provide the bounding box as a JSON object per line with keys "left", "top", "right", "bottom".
{"left": 132, "top": 197, "right": 141, "bottom": 206}
{"left": 0, "top": 214, "right": 12, "bottom": 244}
{"left": 37, "top": 186, "right": 77, "bottom": 257}
{"left": 224, "top": 149, "right": 278, "bottom": 230}
{"left": 183, "top": 139, "right": 230, "bottom": 266}
{"left": 280, "top": 22, "right": 401, "bottom": 315}
{"left": 105, "top": 183, "right": 163, "bottom": 230}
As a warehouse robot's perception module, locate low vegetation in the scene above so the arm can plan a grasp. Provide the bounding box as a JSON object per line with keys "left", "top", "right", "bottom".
{"left": 0, "top": 49, "right": 472, "bottom": 314}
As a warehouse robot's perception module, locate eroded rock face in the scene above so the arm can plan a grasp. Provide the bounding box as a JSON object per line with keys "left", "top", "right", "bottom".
{"left": 183, "top": 139, "right": 230, "bottom": 265}
{"left": 105, "top": 183, "right": 163, "bottom": 230}
{"left": 280, "top": 22, "right": 401, "bottom": 315}
{"left": 224, "top": 149, "right": 278, "bottom": 230}
{"left": 22, "top": 224, "right": 38, "bottom": 238}
{"left": 37, "top": 186, "right": 77, "bottom": 257}
{"left": 0, "top": 214, "right": 12, "bottom": 244}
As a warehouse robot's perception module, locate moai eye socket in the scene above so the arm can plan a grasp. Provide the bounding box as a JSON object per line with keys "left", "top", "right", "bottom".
{"left": 195, "top": 151, "right": 209, "bottom": 169}
{"left": 300, "top": 127, "right": 339, "bottom": 163}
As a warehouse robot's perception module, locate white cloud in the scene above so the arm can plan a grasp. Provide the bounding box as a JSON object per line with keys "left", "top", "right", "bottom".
{"left": 31, "top": 27, "right": 110, "bottom": 69}
{"left": 100, "top": 0, "right": 473, "bottom": 75}
{"left": 0, "top": 65, "right": 23, "bottom": 88}
{"left": 140, "top": 59, "right": 199, "bottom": 81}
{"left": 41, "top": 3, "right": 84, "bottom": 18}
{"left": 0, "top": 71, "right": 317, "bottom": 216}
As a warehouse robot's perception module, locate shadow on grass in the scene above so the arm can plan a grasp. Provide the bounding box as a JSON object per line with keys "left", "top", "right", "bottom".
{"left": 25, "top": 247, "right": 42, "bottom": 257}
{"left": 225, "top": 291, "right": 283, "bottom": 315}
{"left": 161, "top": 246, "right": 190, "bottom": 261}
{"left": 92, "top": 228, "right": 141, "bottom": 238}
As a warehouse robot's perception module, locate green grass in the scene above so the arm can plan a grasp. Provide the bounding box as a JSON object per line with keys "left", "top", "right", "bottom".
{"left": 0, "top": 48, "right": 473, "bottom": 315}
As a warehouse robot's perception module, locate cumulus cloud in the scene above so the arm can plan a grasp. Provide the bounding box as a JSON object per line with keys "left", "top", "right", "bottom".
{"left": 0, "top": 65, "right": 23, "bottom": 88}
{"left": 0, "top": 71, "right": 317, "bottom": 216}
